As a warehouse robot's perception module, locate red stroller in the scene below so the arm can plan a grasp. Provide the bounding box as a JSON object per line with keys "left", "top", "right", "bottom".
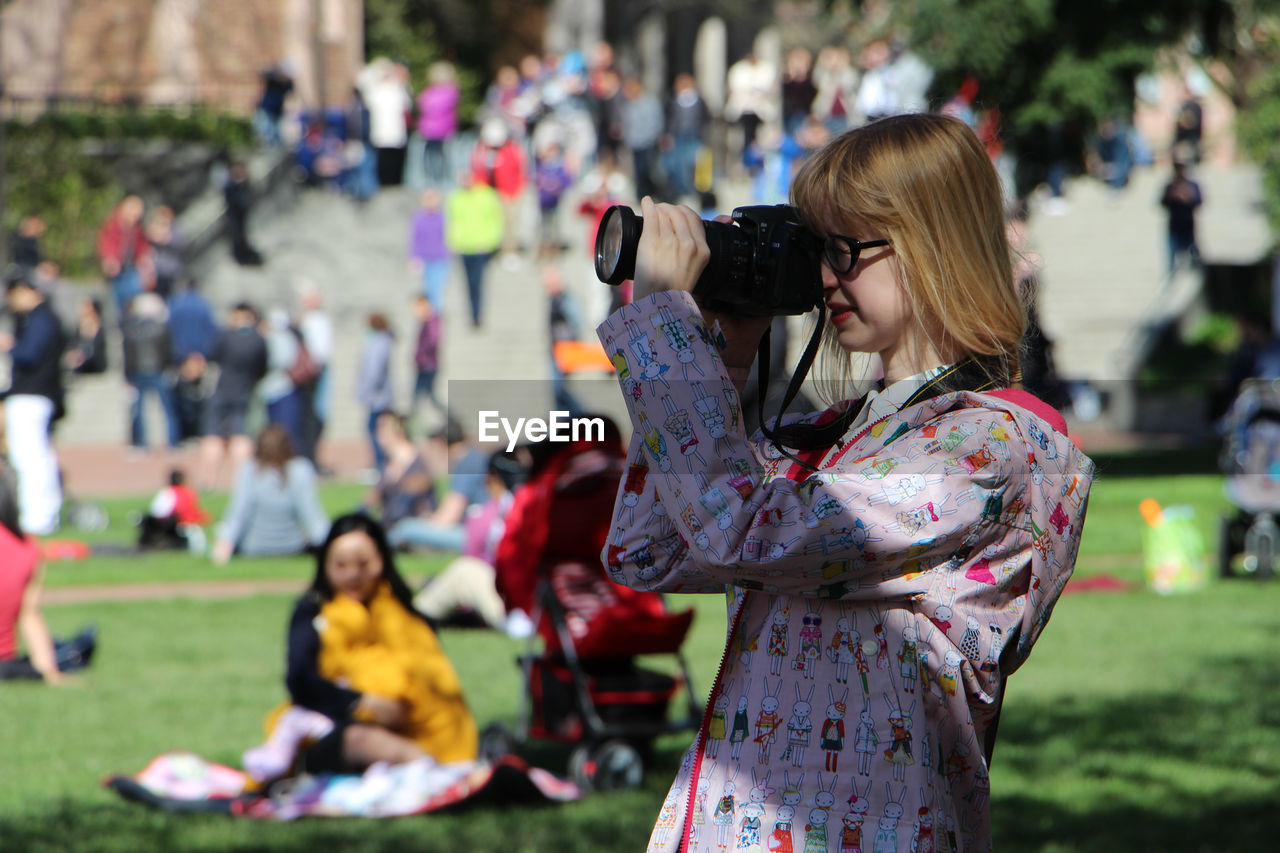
{"left": 484, "top": 429, "right": 701, "bottom": 790}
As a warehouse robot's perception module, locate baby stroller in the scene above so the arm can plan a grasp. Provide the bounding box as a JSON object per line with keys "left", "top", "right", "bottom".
{"left": 483, "top": 570, "right": 701, "bottom": 792}
{"left": 481, "top": 426, "right": 701, "bottom": 790}
{"left": 1217, "top": 378, "right": 1280, "bottom": 578}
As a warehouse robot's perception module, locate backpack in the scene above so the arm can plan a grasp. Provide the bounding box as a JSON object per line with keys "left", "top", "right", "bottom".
{"left": 287, "top": 330, "right": 322, "bottom": 387}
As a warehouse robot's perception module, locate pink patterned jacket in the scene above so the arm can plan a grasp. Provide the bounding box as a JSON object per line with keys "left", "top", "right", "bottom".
{"left": 597, "top": 292, "right": 1093, "bottom": 853}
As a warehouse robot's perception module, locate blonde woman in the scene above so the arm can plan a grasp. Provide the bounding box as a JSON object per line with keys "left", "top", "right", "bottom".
{"left": 601, "top": 113, "right": 1093, "bottom": 852}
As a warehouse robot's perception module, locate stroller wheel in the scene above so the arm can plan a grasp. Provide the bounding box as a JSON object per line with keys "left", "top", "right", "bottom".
{"left": 580, "top": 739, "right": 645, "bottom": 792}
{"left": 478, "top": 722, "right": 517, "bottom": 762}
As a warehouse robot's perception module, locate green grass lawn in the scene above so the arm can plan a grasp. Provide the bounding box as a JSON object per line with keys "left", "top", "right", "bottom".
{"left": 3, "top": 453, "right": 1277, "bottom": 851}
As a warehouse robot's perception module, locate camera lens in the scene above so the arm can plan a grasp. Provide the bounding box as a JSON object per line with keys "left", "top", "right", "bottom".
{"left": 594, "top": 205, "right": 642, "bottom": 285}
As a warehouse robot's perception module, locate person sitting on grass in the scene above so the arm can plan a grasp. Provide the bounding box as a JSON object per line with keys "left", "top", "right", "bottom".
{"left": 211, "top": 424, "right": 329, "bottom": 564}
{"left": 0, "top": 467, "right": 95, "bottom": 683}
{"left": 244, "top": 513, "right": 478, "bottom": 782}
{"left": 137, "top": 468, "right": 210, "bottom": 551}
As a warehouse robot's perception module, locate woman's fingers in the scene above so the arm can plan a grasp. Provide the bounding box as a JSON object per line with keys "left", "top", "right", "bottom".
{"left": 634, "top": 198, "right": 709, "bottom": 300}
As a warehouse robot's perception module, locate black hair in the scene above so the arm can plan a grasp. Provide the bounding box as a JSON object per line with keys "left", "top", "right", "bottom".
{"left": 486, "top": 449, "right": 526, "bottom": 491}
{"left": 308, "top": 513, "right": 420, "bottom": 617}
{"left": 430, "top": 416, "right": 466, "bottom": 447}
{"left": 0, "top": 467, "right": 23, "bottom": 539}
{"left": 168, "top": 468, "right": 185, "bottom": 487}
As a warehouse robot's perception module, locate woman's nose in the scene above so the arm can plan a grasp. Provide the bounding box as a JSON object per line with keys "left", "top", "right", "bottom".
{"left": 820, "top": 262, "right": 838, "bottom": 293}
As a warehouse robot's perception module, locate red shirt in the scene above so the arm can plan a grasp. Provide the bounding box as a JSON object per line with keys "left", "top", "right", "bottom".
{"left": 0, "top": 524, "right": 39, "bottom": 661}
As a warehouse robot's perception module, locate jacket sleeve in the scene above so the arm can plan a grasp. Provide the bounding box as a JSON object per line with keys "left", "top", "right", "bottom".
{"left": 10, "top": 310, "right": 59, "bottom": 368}
{"left": 597, "top": 292, "right": 1027, "bottom": 600}
{"left": 285, "top": 596, "right": 362, "bottom": 720}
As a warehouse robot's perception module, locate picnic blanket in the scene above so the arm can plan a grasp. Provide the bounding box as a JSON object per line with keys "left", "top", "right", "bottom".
{"left": 106, "top": 751, "right": 580, "bottom": 819}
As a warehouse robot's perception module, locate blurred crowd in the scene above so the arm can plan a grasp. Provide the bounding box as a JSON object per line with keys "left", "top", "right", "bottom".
{"left": 0, "top": 33, "right": 1227, "bottom": 563}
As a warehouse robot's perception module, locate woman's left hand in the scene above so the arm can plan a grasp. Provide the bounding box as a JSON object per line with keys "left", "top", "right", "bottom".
{"left": 632, "top": 197, "right": 709, "bottom": 301}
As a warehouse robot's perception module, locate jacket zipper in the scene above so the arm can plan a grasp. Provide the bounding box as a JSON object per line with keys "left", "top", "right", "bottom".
{"left": 679, "top": 591, "right": 748, "bottom": 852}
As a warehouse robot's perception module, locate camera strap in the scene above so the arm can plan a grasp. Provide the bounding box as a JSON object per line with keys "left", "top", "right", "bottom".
{"left": 755, "top": 304, "right": 829, "bottom": 474}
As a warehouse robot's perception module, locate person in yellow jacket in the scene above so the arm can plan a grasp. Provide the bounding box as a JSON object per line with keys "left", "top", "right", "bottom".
{"left": 268, "top": 513, "right": 478, "bottom": 776}
{"left": 445, "top": 172, "right": 504, "bottom": 328}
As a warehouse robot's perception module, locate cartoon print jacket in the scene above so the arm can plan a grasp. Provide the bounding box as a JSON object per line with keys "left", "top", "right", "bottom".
{"left": 597, "top": 292, "right": 1093, "bottom": 853}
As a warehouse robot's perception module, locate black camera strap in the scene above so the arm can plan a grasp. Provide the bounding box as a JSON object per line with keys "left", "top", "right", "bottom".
{"left": 755, "top": 304, "right": 829, "bottom": 474}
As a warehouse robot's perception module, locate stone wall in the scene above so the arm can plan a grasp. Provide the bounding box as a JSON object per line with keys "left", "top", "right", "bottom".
{"left": 1, "top": 0, "right": 363, "bottom": 114}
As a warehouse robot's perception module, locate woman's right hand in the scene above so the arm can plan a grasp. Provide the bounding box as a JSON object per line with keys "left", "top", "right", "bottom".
{"left": 632, "top": 197, "right": 709, "bottom": 302}
{"left": 357, "top": 693, "right": 410, "bottom": 730}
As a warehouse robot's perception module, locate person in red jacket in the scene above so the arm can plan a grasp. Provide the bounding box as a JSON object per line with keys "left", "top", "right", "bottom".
{"left": 470, "top": 118, "right": 528, "bottom": 261}
{"left": 137, "top": 468, "right": 211, "bottom": 551}
{"left": 96, "top": 194, "right": 154, "bottom": 324}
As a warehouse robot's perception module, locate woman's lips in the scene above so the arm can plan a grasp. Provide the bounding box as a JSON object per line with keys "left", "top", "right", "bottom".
{"left": 828, "top": 302, "right": 854, "bottom": 325}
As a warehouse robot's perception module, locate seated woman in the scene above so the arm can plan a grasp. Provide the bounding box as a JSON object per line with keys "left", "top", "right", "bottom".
{"left": 363, "top": 412, "right": 437, "bottom": 530}
{"left": 211, "top": 424, "right": 330, "bottom": 564}
{"left": 0, "top": 467, "right": 95, "bottom": 682}
{"left": 247, "top": 513, "right": 478, "bottom": 780}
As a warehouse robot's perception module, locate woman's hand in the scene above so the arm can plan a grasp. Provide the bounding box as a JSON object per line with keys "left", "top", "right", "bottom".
{"left": 357, "top": 693, "right": 410, "bottom": 731}
{"left": 210, "top": 539, "right": 233, "bottom": 566}
{"left": 632, "top": 197, "right": 710, "bottom": 302}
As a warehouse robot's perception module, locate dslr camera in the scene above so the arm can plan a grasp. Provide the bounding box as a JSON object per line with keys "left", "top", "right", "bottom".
{"left": 593, "top": 204, "right": 824, "bottom": 317}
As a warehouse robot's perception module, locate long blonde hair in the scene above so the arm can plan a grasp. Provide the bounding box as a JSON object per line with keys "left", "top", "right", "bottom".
{"left": 790, "top": 113, "right": 1023, "bottom": 399}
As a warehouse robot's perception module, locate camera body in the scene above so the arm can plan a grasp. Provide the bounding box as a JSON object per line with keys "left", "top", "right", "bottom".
{"left": 594, "top": 204, "right": 824, "bottom": 317}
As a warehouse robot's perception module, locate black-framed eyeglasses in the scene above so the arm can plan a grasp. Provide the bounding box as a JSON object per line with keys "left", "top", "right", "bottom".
{"left": 822, "top": 235, "right": 892, "bottom": 275}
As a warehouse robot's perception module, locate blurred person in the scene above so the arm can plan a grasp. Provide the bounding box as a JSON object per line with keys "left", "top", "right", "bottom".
{"left": 297, "top": 283, "right": 334, "bottom": 469}
{"left": 589, "top": 65, "right": 625, "bottom": 163}
{"left": 413, "top": 450, "right": 525, "bottom": 631}
{"left": 534, "top": 141, "right": 573, "bottom": 259}
{"left": 357, "top": 312, "right": 396, "bottom": 475}
{"left": 211, "top": 424, "right": 329, "bottom": 564}
{"left": 0, "top": 274, "right": 65, "bottom": 535}
{"left": 620, "top": 76, "right": 664, "bottom": 202}
{"left": 410, "top": 295, "right": 445, "bottom": 430}
{"left": 257, "top": 513, "right": 475, "bottom": 779}
{"left": 1161, "top": 160, "right": 1203, "bottom": 276}
{"left": 199, "top": 302, "right": 268, "bottom": 490}
{"left": 136, "top": 467, "right": 210, "bottom": 551}
{"left": 341, "top": 87, "right": 378, "bottom": 203}
{"left": 469, "top": 118, "right": 528, "bottom": 262}
{"left": 408, "top": 188, "right": 452, "bottom": 310}
{"left": 1173, "top": 85, "right": 1203, "bottom": 166}
{"left": 167, "top": 277, "right": 219, "bottom": 443}
{"left": 417, "top": 61, "right": 461, "bottom": 186}
{"left": 484, "top": 65, "right": 525, "bottom": 137}
{"left": 145, "top": 204, "right": 184, "bottom": 300}
{"left": 661, "top": 74, "right": 709, "bottom": 203}
{"left": 65, "top": 296, "right": 108, "bottom": 375}
{"left": 261, "top": 308, "right": 307, "bottom": 456}
{"left": 386, "top": 418, "right": 489, "bottom": 553}
{"left": 780, "top": 46, "right": 817, "bottom": 135}
{"left": 121, "top": 292, "right": 179, "bottom": 452}
{"left": 9, "top": 215, "right": 45, "bottom": 275}
{"left": 0, "top": 466, "right": 94, "bottom": 682}
{"left": 812, "top": 45, "right": 858, "bottom": 135}
{"left": 576, "top": 151, "right": 633, "bottom": 323}
{"left": 446, "top": 172, "right": 504, "bottom": 327}
{"left": 365, "top": 60, "right": 413, "bottom": 187}
{"left": 724, "top": 52, "right": 778, "bottom": 171}
{"left": 1089, "top": 117, "right": 1133, "bottom": 192}
{"left": 96, "top": 194, "right": 154, "bottom": 323}
{"left": 255, "top": 63, "right": 294, "bottom": 147}
{"left": 543, "top": 264, "right": 586, "bottom": 416}
{"left": 363, "top": 412, "right": 437, "bottom": 531}
{"left": 225, "top": 162, "right": 264, "bottom": 266}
